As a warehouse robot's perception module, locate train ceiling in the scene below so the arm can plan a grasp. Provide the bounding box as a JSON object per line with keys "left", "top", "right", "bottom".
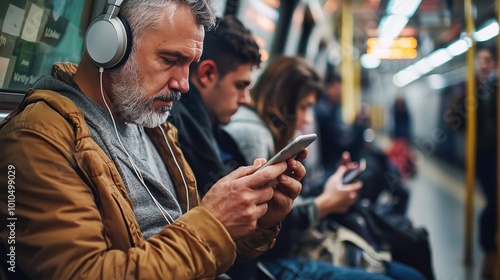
{"left": 346, "top": 0, "right": 496, "bottom": 60}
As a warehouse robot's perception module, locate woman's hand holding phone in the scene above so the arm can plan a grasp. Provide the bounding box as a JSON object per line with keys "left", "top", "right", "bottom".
{"left": 335, "top": 151, "right": 367, "bottom": 184}
{"left": 342, "top": 158, "right": 366, "bottom": 184}
{"left": 314, "top": 165, "right": 363, "bottom": 217}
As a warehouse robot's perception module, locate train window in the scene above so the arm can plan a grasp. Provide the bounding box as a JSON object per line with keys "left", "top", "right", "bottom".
{"left": 237, "top": 0, "right": 281, "bottom": 63}
{"left": 0, "top": 1, "right": 94, "bottom": 93}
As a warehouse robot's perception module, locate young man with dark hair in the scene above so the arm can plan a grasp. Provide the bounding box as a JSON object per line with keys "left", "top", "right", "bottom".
{"left": 170, "top": 15, "right": 263, "bottom": 195}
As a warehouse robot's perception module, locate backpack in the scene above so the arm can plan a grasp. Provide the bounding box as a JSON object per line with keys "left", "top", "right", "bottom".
{"left": 333, "top": 204, "right": 435, "bottom": 280}
{"left": 292, "top": 224, "right": 392, "bottom": 274}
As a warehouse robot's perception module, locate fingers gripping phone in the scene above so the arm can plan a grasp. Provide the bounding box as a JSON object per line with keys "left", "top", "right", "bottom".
{"left": 342, "top": 158, "right": 366, "bottom": 184}
{"left": 257, "top": 133, "right": 317, "bottom": 171}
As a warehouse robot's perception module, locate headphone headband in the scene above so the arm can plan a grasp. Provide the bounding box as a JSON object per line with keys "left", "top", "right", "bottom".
{"left": 109, "top": 0, "right": 124, "bottom": 6}
{"left": 105, "top": 0, "right": 124, "bottom": 18}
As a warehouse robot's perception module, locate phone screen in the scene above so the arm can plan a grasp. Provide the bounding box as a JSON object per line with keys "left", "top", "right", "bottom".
{"left": 342, "top": 158, "right": 366, "bottom": 184}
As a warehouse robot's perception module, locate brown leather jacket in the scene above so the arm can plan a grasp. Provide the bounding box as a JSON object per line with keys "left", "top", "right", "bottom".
{"left": 0, "top": 64, "right": 277, "bottom": 279}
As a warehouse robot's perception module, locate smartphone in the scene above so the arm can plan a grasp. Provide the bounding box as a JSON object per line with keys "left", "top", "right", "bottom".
{"left": 342, "top": 158, "right": 366, "bottom": 184}
{"left": 257, "top": 133, "right": 317, "bottom": 171}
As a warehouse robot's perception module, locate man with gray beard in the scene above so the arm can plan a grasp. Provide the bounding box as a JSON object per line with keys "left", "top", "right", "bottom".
{"left": 0, "top": 1, "right": 305, "bottom": 279}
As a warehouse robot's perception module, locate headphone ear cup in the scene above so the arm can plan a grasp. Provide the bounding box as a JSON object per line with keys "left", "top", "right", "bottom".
{"left": 85, "top": 14, "right": 132, "bottom": 69}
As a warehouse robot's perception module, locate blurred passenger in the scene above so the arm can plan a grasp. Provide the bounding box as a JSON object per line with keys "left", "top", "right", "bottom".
{"left": 315, "top": 74, "right": 368, "bottom": 173}
{"left": 446, "top": 45, "right": 498, "bottom": 279}
{"left": 315, "top": 74, "right": 354, "bottom": 174}
{"left": 314, "top": 75, "right": 410, "bottom": 212}
{"left": 386, "top": 96, "right": 417, "bottom": 181}
{"left": 391, "top": 96, "right": 411, "bottom": 141}
{"left": 475, "top": 46, "right": 498, "bottom": 279}
{"left": 0, "top": 2, "right": 306, "bottom": 279}
{"left": 224, "top": 56, "right": 424, "bottom": 280}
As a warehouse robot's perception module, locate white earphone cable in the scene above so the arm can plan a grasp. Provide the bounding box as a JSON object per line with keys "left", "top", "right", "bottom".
{"left": 98, "top": 67, "right": 176, "bottom": 225}
{"left": 159, "top": 126, "right": 190, "bottom": 212}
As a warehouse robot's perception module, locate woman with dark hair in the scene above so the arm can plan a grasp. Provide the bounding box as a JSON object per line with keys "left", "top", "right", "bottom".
{"left": 223, "top": 56, "right": 324, "bottom": 164}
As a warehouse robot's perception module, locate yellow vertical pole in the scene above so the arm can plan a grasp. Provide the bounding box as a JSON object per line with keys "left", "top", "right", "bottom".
{"left": 464, "top": 0, "right": 476, "bottom": 265}
{"left": 341, "top": 0, "right": 356, "bottom": 124}
{"left": 354, "top": 58, "right": 361, "bottom": 115}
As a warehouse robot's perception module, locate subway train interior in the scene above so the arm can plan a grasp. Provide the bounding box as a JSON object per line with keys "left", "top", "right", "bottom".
{"left": 0, "top": 0, "right": 499, "bottom": 279}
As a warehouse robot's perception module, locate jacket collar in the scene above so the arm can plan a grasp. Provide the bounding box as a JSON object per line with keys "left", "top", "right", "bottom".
{"left": 171, "top": 83, "right": 214, "bottom": 135}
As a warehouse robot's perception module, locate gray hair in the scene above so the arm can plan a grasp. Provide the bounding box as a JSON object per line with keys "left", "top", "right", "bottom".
{"left": 120, "top": 0, "right": 215, "bottom": 47}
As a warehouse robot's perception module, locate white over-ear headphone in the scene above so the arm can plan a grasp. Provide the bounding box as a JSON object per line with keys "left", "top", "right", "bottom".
{"left": 85, "top": 0, "right": 132, "bottom": 68}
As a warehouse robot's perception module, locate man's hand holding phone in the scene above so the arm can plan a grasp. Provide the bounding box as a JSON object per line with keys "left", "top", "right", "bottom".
{"left": 254, "top": 149, "right": 308, "bottom": 229}
{"left": 254, "top": 134, "right": 317, "bottom": 228}
{"left": 208, "top": 133, "right": 313, "bottom": 233}
{"left": 201, "top": 152, "right": 306, "bottom": 239}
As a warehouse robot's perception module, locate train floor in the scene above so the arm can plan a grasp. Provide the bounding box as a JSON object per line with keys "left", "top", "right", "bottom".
{"left": 406, "top": 155, "right": 486, "bottom": 280}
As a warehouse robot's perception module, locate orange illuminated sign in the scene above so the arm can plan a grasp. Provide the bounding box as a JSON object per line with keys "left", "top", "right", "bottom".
{"left": 366, "top": 37, "right": 418, "bottom": 59}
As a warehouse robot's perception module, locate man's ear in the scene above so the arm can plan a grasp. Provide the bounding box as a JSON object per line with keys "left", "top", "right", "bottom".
{"left": 196, "top": 60, "right": 218, "bottom": 88}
